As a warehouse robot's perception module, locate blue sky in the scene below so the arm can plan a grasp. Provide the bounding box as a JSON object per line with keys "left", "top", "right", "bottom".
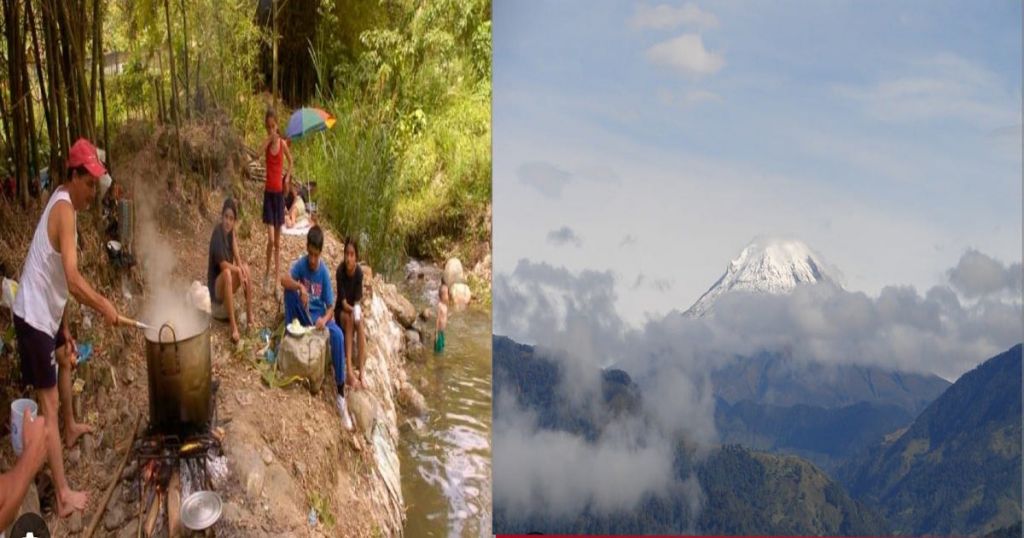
{"left": 493, "top": 0, "right": 1022, "bottom": 325}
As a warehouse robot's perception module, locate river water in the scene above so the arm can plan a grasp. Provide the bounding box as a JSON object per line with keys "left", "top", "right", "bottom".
{"left": 398, "top": 277, "right": 492, "bottom": 537}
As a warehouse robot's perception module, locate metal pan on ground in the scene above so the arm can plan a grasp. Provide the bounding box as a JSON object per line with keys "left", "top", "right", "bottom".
{"left": 180, "top": 490, "right": 223, "bottom": 531}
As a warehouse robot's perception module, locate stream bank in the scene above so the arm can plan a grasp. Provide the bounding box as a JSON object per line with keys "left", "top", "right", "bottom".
{"left": 0, "top": 121, "right": 490, "bottom": 537}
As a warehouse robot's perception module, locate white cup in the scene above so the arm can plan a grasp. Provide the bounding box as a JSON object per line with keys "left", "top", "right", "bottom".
{"left": 10, "top": 398, "right": 38, "bottom": 456}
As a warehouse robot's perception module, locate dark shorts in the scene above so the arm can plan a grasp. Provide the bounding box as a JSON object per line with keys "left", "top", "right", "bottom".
{"left": 262, "top": 190, "right": 285, "bottom": 227}
{"left": 13, "top": 314, "right": 63, "bottom": 390}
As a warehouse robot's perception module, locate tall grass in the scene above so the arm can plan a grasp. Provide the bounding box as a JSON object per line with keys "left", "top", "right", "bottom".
{"left": 291, "top": 0, "right": 491, "bottom": 273}
{"left": 291, "top": 94, "right": 403, "bottom": 274}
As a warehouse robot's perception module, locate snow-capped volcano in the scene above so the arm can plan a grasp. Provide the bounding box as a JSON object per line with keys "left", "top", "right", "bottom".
{"left": 684, "top": 237, "right": 842, "bottom": 318}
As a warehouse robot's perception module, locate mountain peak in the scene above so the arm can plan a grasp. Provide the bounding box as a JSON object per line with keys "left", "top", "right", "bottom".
{"left": 685, "top": 237, "right": 842, "bottom": 317}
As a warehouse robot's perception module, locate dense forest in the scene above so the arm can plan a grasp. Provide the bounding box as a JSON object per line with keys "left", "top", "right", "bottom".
{"left": 0, "top": 0, "right": 491, "bottom": 271}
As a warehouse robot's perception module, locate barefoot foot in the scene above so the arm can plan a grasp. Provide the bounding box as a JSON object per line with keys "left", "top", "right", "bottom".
{"left": 63, "top": 422, "right": 94, "bottom": 449}
{"left": 57, "top": 487, "right": 89, "bottom": 518}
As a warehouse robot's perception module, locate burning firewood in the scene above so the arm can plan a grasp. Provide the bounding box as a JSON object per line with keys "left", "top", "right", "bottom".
{"left": 144, "top": 490, "right": 162, "bottom": 537}
{"left": 167, "top": 471, "right": 182, "bottom": 538}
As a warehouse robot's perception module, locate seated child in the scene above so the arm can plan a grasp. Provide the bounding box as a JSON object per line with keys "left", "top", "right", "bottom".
{"left": 279, "top": 226, "right": 352, "bottom": 431}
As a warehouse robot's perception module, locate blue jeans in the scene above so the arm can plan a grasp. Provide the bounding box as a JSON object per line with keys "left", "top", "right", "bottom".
{"left": 284, "top": 289, "right": 345, "bottom": 385}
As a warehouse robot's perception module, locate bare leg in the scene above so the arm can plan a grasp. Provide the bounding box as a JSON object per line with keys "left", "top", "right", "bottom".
{"left": 357, "top": 320, "right": 367, "bottom": 385}
{"left": 55, "top": 347, "right": 92, "bottom": 448}
{"left": 264, "top": 224, "right": 274, "bottom": 289}
{"left": 216, "top": 270, "right": 240, "bottom": 342}
{"left": 342, "top": 312, "right": 353, "bottom": 384}
{"left": 241, "top": 271, "right": 253, "bottom": 330}
{"left": 273, "top": 226, "right": 281, "bottom": 294}
{"left": 38, "top": 386, "right": 88, "bottom": 517}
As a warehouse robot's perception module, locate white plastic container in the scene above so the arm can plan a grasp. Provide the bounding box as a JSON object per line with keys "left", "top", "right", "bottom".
{"left": 10, "top": 398, "right": 38, "bottom": 456}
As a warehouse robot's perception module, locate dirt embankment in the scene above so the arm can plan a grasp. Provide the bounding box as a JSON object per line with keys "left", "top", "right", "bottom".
{"left": 0, "top": 120, "right": 436, "bottom": 537}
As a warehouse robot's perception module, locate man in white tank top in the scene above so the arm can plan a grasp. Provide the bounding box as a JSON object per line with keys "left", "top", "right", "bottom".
{"left": 11, "top": 138, "right": 120, "bottom": 518}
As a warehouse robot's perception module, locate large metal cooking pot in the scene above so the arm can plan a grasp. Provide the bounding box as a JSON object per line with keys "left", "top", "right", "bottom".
{"left": 145, "top": 321, "right": 212, "bottom": 433}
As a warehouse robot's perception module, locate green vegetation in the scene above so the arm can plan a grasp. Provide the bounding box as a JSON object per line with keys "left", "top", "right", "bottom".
{"left": 839, "top": 344, "right": 1023, "bottom": 536}
{"left": 1, "top": 0, "right": 490, "bottom": 274}
{"left": 295, "top": 0, "right": 492, "bottom": 272}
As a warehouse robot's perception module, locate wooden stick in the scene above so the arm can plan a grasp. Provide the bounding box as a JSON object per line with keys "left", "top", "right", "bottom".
{"left": 84, "top": 416, "right": 141, "bottom": 538}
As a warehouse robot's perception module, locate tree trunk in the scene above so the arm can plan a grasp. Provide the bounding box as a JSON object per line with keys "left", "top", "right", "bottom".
{"left": 98, "top": 0, "right": 109, "bottom": 170}
{"left": 5, "top": 0, "right": 29, "bottom": 205}
{"left": 178, "top": 0, "right": 189, "bottom": 119}
{"left": 21, "top": 11, "right": 38, "bottom": 184}
{"left": 90, "top": 0, "right": 100, "bottom": 125}
{"left": 26, "top": 0, "right": 54, "bottom": 168}
{"left": 0, "top": 76, "right": 10, "bottom": 153}
{"left": 163, "top": 0, "right": 182, "bottom": 169}
{"left": 58, "top": 0, "right": 91, "bottom": 140}
{"left": 271, "top": 0, "right": 278, "bottom": 102}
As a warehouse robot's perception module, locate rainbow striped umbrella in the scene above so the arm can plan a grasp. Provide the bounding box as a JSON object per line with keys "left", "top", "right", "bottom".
{"left": 285, "top": 107, "right": 336, "bottom": 140}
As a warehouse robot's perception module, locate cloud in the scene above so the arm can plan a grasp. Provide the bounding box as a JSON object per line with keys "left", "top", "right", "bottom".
{"left": 645, "top": 34, "right": 724, "bottom": 77}
{"left": 835, "top": 53, "right": 1017, "bottom": 127}
{"left": 518, "top": 161, "right": 572, "bottom": 199}
{"left": 494, "top": 392, "right": 677, "bottom": 519}
{"left": 517, "top": 161, "right": 621, "bottom": 198}
{"left": 947, "top": 249, "right": 1022, "bottom": 298}
{"left": 629, "top": 3, "right": 719, "bottom": 30}
{"left": 494, "top": 259, "right": 716, "bottom": 524}
{"left": 620, "top": 234, "right": 639, "bottom": 247}
{"left": 494, "top": 251, "right": 1021, "bottom": 525}
{"left": 547, "top": 226, "right": 583, "bottom": 248}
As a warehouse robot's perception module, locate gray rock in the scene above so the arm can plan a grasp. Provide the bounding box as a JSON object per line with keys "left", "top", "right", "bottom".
{"left": 103, "top": 497, "right": 126, "bottom": 530}
{"left": 347, "top": 390, "right": 378, "bottom": 439}
{"left": 116, "top": 520, "right": 138, "bottom": 538}
{"left": 68, "top": 509, "right": 83, "bottom": 533}
{"left": 405, "top": 341, "right": 427, "bottom": 363}
{"left": 224, "top": 424, "right": 267, "bottom": 499}
{"left": 444, "top": 258, "right": 465, "bottom": 285}
{"left": 398, "top": 384, "right": 428, "bottom": 417}
{"left": 380, "top": 284, "right": 417, "bottom": 328}
{"left": 292, "top": 461, "right": 307, "bottom": 479}
{"left": 450, "top": 282, "right": 471, "bottom": 307}
{"left": 405, "top": 329, "right": 421, "bottom": 347}
{"left": 262, "top": 463, "right": 304, "bottom": 528}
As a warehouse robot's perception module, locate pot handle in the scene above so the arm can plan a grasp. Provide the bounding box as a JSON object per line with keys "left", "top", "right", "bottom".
{"left": 158, "top": 323, "right": 179, "bottom": 352}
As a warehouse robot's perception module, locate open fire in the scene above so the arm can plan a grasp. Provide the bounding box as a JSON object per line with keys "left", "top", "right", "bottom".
{"left": 115, "top": 359, "right": 225, "bottom": 536}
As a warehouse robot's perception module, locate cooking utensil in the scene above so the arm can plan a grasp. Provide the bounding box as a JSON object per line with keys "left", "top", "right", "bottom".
{"left": 117, "top": 315, "right": 153, "bottom": 330}
{"left": 145, "top": 320, "right": 213, "bottom": 433}
{"left": 180, "top": 491, "right": 222, "bottom": 531}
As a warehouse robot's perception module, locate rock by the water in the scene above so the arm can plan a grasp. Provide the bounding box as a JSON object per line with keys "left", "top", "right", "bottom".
{"left": 348, "top": 390, "right": 378, "bottom": 440}
{"left": 380, "top": 284, "right": 417, "bottom": 328}
{"left": 420, "top": 307, "right": 434, "bottom": 321}
{"left": 444, "top": 258, "right": 465, "bottom": 285}
{"left": 399, "top": 383, "right": 428, "bottom": 416}
{"left": 405, "top": 329, "right": 421, "bottom": 347}
{"left": 450, "top": 282, "right": 471, "bottom": 307}
{"left": 405, "top": 341, "right": 427, "bottom": 363}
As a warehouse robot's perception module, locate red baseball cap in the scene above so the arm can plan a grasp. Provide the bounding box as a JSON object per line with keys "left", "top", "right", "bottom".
{"left": 67, "top": 138, "right": 107, "bottom": 178}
